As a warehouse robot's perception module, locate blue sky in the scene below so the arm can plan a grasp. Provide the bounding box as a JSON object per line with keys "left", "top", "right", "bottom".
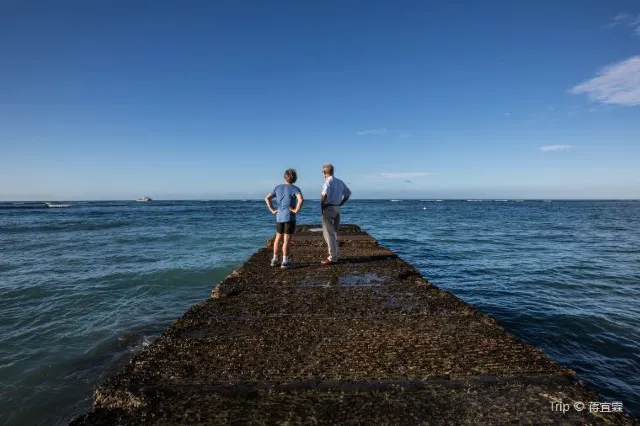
{"left": 1, "top": 0, "right": 639, "bottom": 200}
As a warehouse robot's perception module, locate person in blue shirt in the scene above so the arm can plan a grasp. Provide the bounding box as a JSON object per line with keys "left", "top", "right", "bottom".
{"left": 265, "top": 168, "right": 304, "bottom": 269}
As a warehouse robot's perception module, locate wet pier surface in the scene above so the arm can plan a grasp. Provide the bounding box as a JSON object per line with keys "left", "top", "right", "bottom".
{"left": 72, "top": 225, "right": 636, "bottom": 425}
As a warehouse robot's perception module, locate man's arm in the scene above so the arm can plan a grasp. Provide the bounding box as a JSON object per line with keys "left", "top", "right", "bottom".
{"left": 340, "top": 185, "right": 351, "bottom": 207}
{"left": 321, "top": 180, "right": 330, "bottom": 209}
{"left": 290, "top": 192, "right": 304, "bottom": 214}
{"left": 265, "top": 193, "right": 277, "bottom": 214}
{"left": 320, "top": 193, "right": 328, "bottom": 211}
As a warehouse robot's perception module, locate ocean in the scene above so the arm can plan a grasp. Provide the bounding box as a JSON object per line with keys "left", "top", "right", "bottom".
{"left": 1, "top": 199, "right": 639, "bottom": 424}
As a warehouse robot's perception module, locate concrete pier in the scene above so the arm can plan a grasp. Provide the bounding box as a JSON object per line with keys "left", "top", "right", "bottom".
{"left": 72, "top": 225, "right": 636, "bottom": 425}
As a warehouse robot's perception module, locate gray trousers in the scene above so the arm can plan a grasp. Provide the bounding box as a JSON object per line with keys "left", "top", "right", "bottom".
{"left": 322, "top": 205, "right": 340, "bottom": 260}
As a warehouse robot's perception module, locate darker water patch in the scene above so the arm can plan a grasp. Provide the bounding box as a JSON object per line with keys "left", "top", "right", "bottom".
{"left": 0, "top": 263, "right": 17, "bottom": 273}
{"left": 299, "top": 279, "right": 331, "bottom": 287}
{"left": 339, "top": 273, "right": 388, "bottom": 286}
{"left": 380, "top": 238, "right": 417, "bottom": 245}
{"left": 5, "top": 221, "right": 133, "bottom": 233}
{"left": 298, "top": 273, "right": 389, "bottom": 287}
{"left": 0, "top": 203, "right": 49, "bottom": 210}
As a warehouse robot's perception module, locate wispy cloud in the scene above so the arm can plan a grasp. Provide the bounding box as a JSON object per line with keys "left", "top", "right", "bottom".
{"left": 570, "top": 56, "right": 640, "bottom": 106}
{"left": 587, "top": 104, "right": 613, "bottom": 113}
{"left": 356, "top": 128, "right": 388, "bottom": 136}
{"left": 356, "top": 129, "right": 411, "bottom": 139}
{"left": 608, "top": 13, "right": 632, "bottom": 27}
{"left": 379, "top": 172, "right": 434, "bottom": 178}
{"left": 539, "top": 145, "right": 572, "bottom": 152}
{"left": 607, "top": 12, "right": 640, "bottom": 33}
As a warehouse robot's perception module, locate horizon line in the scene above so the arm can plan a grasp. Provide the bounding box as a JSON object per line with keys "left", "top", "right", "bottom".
{"left": 2, "top": 198, "right": 640, "bottom": 202}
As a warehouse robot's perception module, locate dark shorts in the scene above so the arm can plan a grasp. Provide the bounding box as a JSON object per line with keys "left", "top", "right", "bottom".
{"left": 276, "top": 221, "right": 296, "bottom": 235}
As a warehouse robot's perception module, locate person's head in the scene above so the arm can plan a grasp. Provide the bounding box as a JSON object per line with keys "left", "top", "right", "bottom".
{"left": 284, "top": 168, "right": 297, "bottom": 184}
{"left": 322, "top": 163, "right": 334, "bottom": 178}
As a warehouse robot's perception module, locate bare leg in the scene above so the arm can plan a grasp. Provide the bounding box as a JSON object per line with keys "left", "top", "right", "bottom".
{"left": 283, "top": 233, "right": 292, "bottom": 257}
{"left": 273, "top": 233, "right": 282, "bottom": 257}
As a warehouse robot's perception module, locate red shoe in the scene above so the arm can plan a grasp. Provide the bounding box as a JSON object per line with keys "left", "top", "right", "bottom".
{"left": 321, "top": 258, "right": 337, "bottom": 265}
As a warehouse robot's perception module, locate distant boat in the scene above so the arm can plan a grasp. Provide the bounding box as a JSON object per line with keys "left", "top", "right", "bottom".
{"left": 136, "top": 197, "right": 152, "bottom": 202}
{"left": 390, "top": 199, "right": 402, "bottom": 202}
{"left": 45, "top": 202, "right": 72, "bottom": 208}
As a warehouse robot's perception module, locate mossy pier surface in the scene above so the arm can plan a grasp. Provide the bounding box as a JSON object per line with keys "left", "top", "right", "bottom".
{"left": 73, "top": 225, "right": 636, "bottom": 425}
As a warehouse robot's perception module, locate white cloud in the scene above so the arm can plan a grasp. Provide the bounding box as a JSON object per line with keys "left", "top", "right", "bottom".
{"left": 356, "top": 129, "right": 388, "bottom": 136}
{"left": 379, "top": 172, "right": 434, "bottom": 178}
{"left": 539, "top": 145, "right": 572, "bottom": 152}
{"left": 570, "top": 56, "right": 640, "bottom": 106}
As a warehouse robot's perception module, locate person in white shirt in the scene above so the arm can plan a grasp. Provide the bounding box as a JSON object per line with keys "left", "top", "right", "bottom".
{"left": 320, "top": 163, "right": 351, "bottom": 265}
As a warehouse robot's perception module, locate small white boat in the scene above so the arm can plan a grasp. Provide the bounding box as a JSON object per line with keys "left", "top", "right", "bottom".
{"left": 136, "top": 197, "right": 152, "bottom": 202}
{"left": 45, "top": 202, "right": 72, "bottom": 208}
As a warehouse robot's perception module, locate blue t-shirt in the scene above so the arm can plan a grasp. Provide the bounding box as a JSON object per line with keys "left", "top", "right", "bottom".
{"left": 271, "top": 184, "right": 301, "bottom": 223}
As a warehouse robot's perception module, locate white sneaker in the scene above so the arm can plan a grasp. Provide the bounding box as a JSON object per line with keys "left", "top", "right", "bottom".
{"left": 270, "top": 258, "right": 279, "bottom": 267}
{"left": 281, "top": 261, "right": 293, "bottom": 269}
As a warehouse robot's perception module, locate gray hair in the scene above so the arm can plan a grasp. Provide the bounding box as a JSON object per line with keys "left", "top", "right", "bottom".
{"left": 322, "top": 163, "right": 334, "bottom": 176}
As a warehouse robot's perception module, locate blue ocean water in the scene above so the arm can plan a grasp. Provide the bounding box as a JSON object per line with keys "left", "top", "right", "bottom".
{"left": 1, "top": 199, "right": 639, "bottom": 424}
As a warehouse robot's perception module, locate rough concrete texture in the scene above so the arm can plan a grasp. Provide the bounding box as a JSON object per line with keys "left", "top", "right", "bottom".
{"left": 72, "top": 225, "right": 637, "bottom": 425}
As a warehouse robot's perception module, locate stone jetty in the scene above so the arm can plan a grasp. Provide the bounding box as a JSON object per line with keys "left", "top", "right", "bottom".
{"left": 72, "top": 225, "right": 636, "bottom": 425}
